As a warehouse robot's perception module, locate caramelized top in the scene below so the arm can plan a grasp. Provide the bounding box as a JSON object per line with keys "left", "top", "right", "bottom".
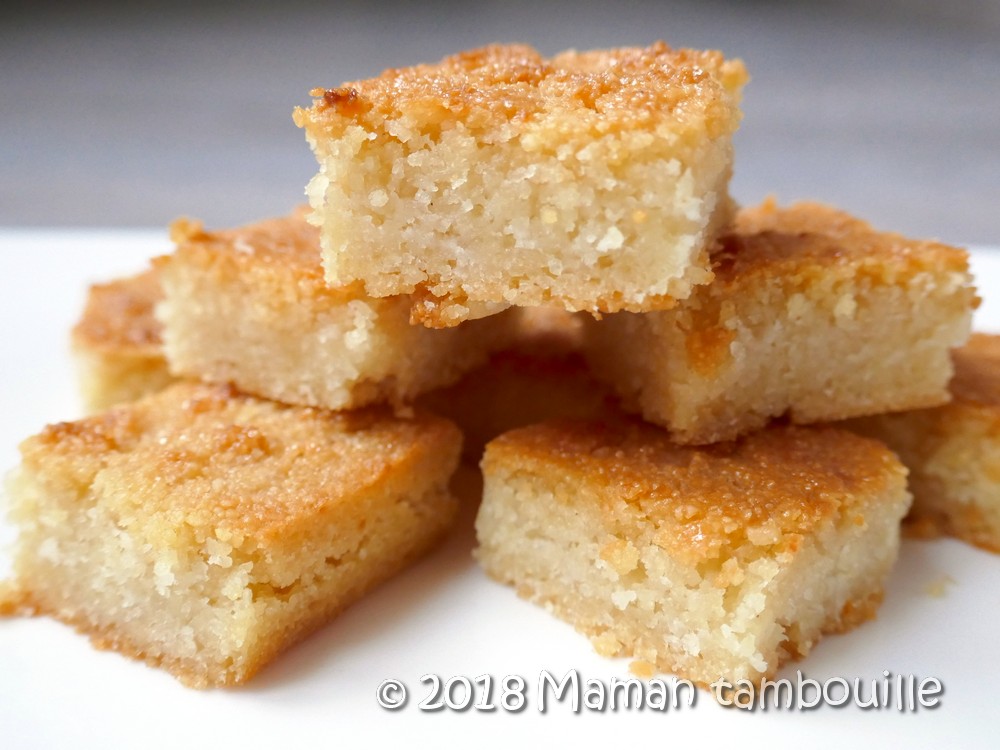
{"left": 712, "top": 199, "right": 972, "bottom": 288}
{"left": 72, "top": 269, "right": 162, "bottom": 352}
{"left": 295, "top": 42, "right": 747, "bottom": 139}
{"left": 168, "top": 206, "right": 317, "bottom": 270}
{"left": 485, "top": 419, "right": 905, "bottom": 563}
{"left": 950, "top": 333, "right": 1000, "bottom": 407}
{"left": 21, "top": 382, "right": 460, "bottom": 545}
{"left": 155, "top": 207, "right": 368, "bottom": 302}
{"left": 166, "top": 206, "right": 319, "bottom": 274}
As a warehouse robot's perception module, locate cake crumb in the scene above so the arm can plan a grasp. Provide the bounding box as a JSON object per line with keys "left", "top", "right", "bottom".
{"left": 591, "top": 632, "right": 622, "bottom": 658}
{"left": 629, "top": 660, "right": 656, "bottom": 679}
{"left": 925, "top": 574, "right": 956, "bottom": 598}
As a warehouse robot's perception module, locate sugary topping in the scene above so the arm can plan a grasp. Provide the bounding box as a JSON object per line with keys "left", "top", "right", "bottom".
{"left": 157, "top": 207, "right": 368, "bottom": 301}
{"left": 296, "top": 42, "right": 747, "bottom": 137}
{"left": 167, "top": 206, "right": 322, "bottom": 274}
{"left": 950, "top": 333, "right": 1000, "bottom": 407}
{"left": 72, "top": 269, "right": 162, "bottom": 350}
{"left": 21, "top": 382, "right": 459, "bottom": 541}
{"left": 486, "top": 419, "right": 905, "bottom": 562}
{"left": 712, "top": 199, "right": 972, "bottom": 287}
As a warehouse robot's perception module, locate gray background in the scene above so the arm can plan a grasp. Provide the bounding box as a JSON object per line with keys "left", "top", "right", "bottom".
{"left": 2, "top": 0, "right": 998, "bottom": 245}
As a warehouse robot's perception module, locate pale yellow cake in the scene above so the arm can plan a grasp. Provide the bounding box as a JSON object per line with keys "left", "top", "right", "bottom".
{"left": 586, "top": 200, "right": 977, "bottom": 444}
{"left": 476, "top": 419, "right": 911, "bottom": 687}
{"left": 0, "top": 382, "right": 462, "bottom": 687}
{"left": 71, "top": 269, "right": 176, "bottom": 411}
{"left": 849, "top": 333, "right": 1000, "bottom": 553}
{"left": 295, "top": 43, "right": 747, "bottom": 326}
{"left": 154, "top": 208, "right": 515, "bottom": 410}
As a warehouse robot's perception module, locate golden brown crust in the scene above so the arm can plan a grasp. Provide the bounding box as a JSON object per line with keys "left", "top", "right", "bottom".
{"left": 71, "top": 269, "right": 163, "bottom": 353}
{"left": 484, "top": 420, "right": 904, "bottom": 564}
{"left": 156, "top": 208, "right": 369, "bottom": 307}
{"left": 71, "top": 269, "right": 177, "bottom": 411}
{"left": 714, "top": 199, "right": 973, "bottom": 289}
{"left": 21, "top": 381, "right": 461, "bottom": 543}
{"left": 168, "top": 206, "right": 318, "bottom": 272}
{"left": 295, "top": 42, "right": 748, "bottom": 140}
{"left": 0, "top": 581, "right": 27, "bottom": 615}
{"left": 949, "top": 333, "right": 1000, "bottom": 408}
{"left": 823, "top": 588, "right": 885, "bottom": 636}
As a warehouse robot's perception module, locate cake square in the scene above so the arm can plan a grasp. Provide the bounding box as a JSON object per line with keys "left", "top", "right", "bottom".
{"left": 848, "top": 333, "right": 1000, "bottom": 553}
{"left": 71, "top": 269, "right": 176, "bottom": 411}
{"left": 294, "top": 43, "right": 747, "bottom": 326}
{"left": 586, "top": 200, "right": 977, "bottom": 444}
{"left": 1, "top": 381, "right": 461, "bottom": 687}
{"left": 476, "top": 419, "right": 911, "bottom": 687}
{"left": 154, "top": 208, "right": 515, "bottom": 411}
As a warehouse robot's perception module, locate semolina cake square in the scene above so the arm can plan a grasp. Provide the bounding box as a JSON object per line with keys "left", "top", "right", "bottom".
{"left": 419, "top": 307, "right": 618, "bottom": 459}
{"left": 0, "top": 382, "right": 461, "bottom": 687}
{"left": 585, "top": 200, "right": 977, "bottom": 444}
{"left": 848, "top": 333, "right": 1000, "bottom": 553}
{"left": 476, "top": 419, "right": 911, "bottom": 687}
{"left": 154, "top": 208, "right": 515, "bottom": 411}
{"left": 71, "top": 269, "right": 176, "bottom": 411}
{"left": 294, "top": 43, "right": 748, "bottom": 326}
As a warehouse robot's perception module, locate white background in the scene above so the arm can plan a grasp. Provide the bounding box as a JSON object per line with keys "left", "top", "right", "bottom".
{"left": 0, "top": 234, "right": 998, "bottom": 748}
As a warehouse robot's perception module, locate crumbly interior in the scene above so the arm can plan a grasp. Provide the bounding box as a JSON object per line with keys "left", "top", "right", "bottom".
{"left": 586, "top": 201, "right": 976, "bottom": 443}
{"left": 296, "top": 43, "right": 747, "bottom": 325}
{"left": 2, "top": 382, "right": 461, "bottom": 687}
{"left": 156, "top": 212, "right": 515, "bottom": 409}
{"left": 475, "top": 421, "right": 910, "bottom": 686}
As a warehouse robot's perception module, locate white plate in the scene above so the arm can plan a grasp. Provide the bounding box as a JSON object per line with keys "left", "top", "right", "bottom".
{"left": 1, "top": 233, "right": 998, "bottom": 748}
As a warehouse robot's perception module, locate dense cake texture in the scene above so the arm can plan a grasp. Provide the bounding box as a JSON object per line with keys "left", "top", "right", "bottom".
{"left": 154, "top": 208, "right": 515, "bottom": 410}
{"left": 476, "top": 419, "right": 911, "bottom": 687}
{"left": 71, "top": 269, "right": 176, "bottom": 411}
{"left": 586, "top": 200, "right": 977, "bottom": 444}
{"left": 848, "top": 333, "right": 1000, "bottom": 553}
{"left": 295, "top": 43, "right": 747, "bottom": 326}
{"left": 0, "top": 382, "right": 461, "bottom": 687}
